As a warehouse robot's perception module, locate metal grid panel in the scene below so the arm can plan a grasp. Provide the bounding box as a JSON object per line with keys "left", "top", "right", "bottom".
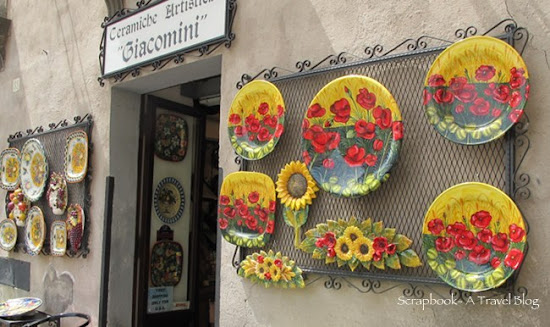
{"left": 243, "top": 50, "right": 508, "bottom": 284}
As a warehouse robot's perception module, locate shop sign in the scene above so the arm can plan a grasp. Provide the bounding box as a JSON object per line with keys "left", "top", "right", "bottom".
{"left": 147, "top": 286, "right": 173, "bottom": 313}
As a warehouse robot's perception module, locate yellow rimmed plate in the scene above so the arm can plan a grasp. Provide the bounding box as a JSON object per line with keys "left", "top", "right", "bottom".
{"left": 0, "top": 148, "right": 21, "bottom": 191}
{"left": 64, "top": 130, "right": 88, "bottom": 183}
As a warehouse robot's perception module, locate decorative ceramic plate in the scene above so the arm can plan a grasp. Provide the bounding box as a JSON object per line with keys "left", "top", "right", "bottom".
{"left": 46, "top": 172, "right": 68, "bottom": 215}
{"left": 424, "top": 36, "right": 529, "bottom": 145}
{"left": 0, "top": 297, "right": 42, "bottom": 317}
{"left": 154, "top": 177, "right": 185, "bottom": 224}
{"left": 238, "top": 250, "right": 305, "bottom": 288}
{"left": 228, "top": 80, "right": 285, "bottom": 160}
{"left": 66, "top": 204, "right": 85, "bottom": 251}
{"left": 0, "top": 148, "right": 21, "bottom": 191}
{"left": 6, "top": 188, "right": 30, "bottom": 227}
{"left": 219, "top": 172, "right": 276, "bottom": 247}
{"left": 301, "top": 75, "right": 402, "bottom": 197}
{"left": 64, "top": 130, "right": 88, "bottom": 183}
{"left": 20, "top": 139, "right": 49, "bottom": 202}
{"left": 150, "top": 240, "right": 184, "bottom": 286}
{"left": 50, "top": 221, "right": 67, "bottom": 256}
{"left": 423, "top": 182, "right": 526, "bottom": 292}
{"left": 0, "top": 219, "right": 17, "bottom": 251}
{"left": 155, "top": 114, "right": 188, "bottom": 162}
{"left": 25, "top": 206, "right": 45, "bottom": 256}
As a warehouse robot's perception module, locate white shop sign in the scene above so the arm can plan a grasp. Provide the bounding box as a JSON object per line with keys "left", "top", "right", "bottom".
{"left": 103, "top": 0, "right": 227, "bottom": 76}
{"left": 147, "top": 287, "right": 173, "bottom": 313}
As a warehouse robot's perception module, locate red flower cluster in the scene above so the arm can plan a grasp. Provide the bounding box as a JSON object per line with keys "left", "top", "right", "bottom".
{"left": 315, "top": 232, "right": 337, "bottom": 258}
{"left": 372, "top": 236, "right": 396, "bottom": 261}
{"left": 218, "top": 193, "right": 276, "bottom": 235}
{"left": 303, "top": 125, "right": 341, "bottom": 154}
{"left": 232, "top": 102, "right": 284, "bottom": 143}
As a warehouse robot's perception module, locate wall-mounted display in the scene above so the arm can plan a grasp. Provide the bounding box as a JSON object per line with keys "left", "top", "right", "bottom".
{"left": 219, "top": 172, "right": 276, "bottom": 248}
{"left": 300, "top": 217, "right": 422, "bottom": 271}
{"left": 424, "top": 36, "right": 529, "bottom": 145}
{"left": 50, "top": 220, "right": 67, "bottom": 256}
{"left": 154, "top": 177, "right": 185, "bottom": 224}
{"left": 64, "top": 130, "right": 88, "bottom": 183}
{"left": 301, "top": 75, "right": 402, "bottom": 197}
{"left": 6, "top": 188, "right": 30, "bottom": 227}
{"left": 0, "top": 218, "right": 17, "bottom": 252}
{"left": 46, "top": 172, "right": 68, "bottom": 215}
{"left": 66, "top": 204, "right": 84, "bottom": 251}
{"left": 0, "top": 148, "right": 20, "bottom": 191}
{"left": 423, "top": 182, "right": 526, "bottom": 292}
{"left": 20, "top": 138, "right": 49, "bottom": 202}
{"left": 155, "top": 114, "right": 189, "bottom": 162}
{"left": 25, "top": 206, "right": 46, "bottom": 256}
{"left": 228, "top": 80, "right": 285, "bottom": 160}
{"left": 238, "top": 250, "right": 305, "bottom": 288}
{"left": 150, "top": 240, "right": 184, "bottom": 287}
{"left": 0, "top": 297, "right": 42, "bottom": 318}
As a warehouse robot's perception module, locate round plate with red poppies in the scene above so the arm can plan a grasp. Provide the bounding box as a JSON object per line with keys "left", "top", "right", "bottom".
{"left": 423, "top": 182, "right": 526, "bottom": 292}
{"left": 228, "top": 80, "right": 285, "bottom": 160}
{"left": 301, "top": 75, "right": 403, "bottom": 197}
{"left": 424, "top": 36, "right": 529, "bottom": 145}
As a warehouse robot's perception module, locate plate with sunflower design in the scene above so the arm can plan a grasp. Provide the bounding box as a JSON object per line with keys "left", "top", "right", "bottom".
{"left": 423, "top": 182, "right": 526, "bottom": 292}
{"left": 301, "top": 74, "right": 403, "bottom": 197}
{"left": 424, "top": 36, "right": 529, "bottom": 145}
{"left": 228, "top": 80, "right": 285, "bottom": 160}
{"left": 64, "top": 130, "right": 88, "bottom": 183}
{"left": 20, "top": 139, "right": 49, "bottom": 202}
{"left": 219, "top": 172, "right": 276, "bottom": 248}
{"left": 25, "top": 206, "right": 46, "bottom": 256}
{"left": 0, "top": 218, "right": 17, "bottom": 251}
{"left": 0, "top": 148, "right": 21, "bottom": 191}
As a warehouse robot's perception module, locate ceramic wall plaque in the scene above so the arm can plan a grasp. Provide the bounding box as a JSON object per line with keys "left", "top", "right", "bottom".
{"left": 6, "top": 188, "right": 30, "bottom": 227}
{"left": 153, "top": 177, "right": 185, "bottom": 224}
{"left": 64, "top": 130, "right": 88, "bottom": 183}
{"left": 20, "top": 138, "right": 49, "bottom": 202}
{"left": 0, "top": 219, "right": 17, "bottom": 252}
{"left": 150, "top": 241, "right": 184, "bottom": 287}
{"left": 0, "top": 148, "right": 20, "bottom": 191}
{"left": 155, "top": 114, "right": 188, "bottom": 162}
{"left": 66, "top": 204, "right": 85, "bottom": 251}
{"left": 50, "top": 220, "right": 67, "bottom": 256}
{"left": 46, "top": 172, "right": 68, "bottom": 215}
{"left": 238, "top": 250, "right": 305, "bottom": 288}
{"left": 25, "top": 206, "right": 46, "bottom": 256}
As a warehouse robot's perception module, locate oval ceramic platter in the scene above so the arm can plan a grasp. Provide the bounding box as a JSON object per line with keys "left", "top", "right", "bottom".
{"left": 20, "top": 139, "right": 49, "bottom": 202}
{"left": 219, "top": 172, "right": 276, "bottom": 247}
{"left": 0, "top": 219, "right": 17, "bottom": 251}
{"left": 155, "top": 114, "right": 188, "bottom": 162}
{"left": 154, "top": 177, "right": 185, "bottom": 224}
{"left": 150, "top": 240, "right": 184, "bottom": 287}
{"left": 424, "top": 36, "right": 529, "bottom": 145}
{"left": 0, "top": 148, "right": 21, "bottom": 191}
{"left": 228, "top": 80, "right": 285, "bottom": 160}
{"left": 301, "top": 75, "right": 403, "bottom": 197}
{"left": 46, "top": 172, "right": 68, "bottom": 215}
{"left": 25, "top": 206, "right": 46, "bottom": 256}
{"left": 50, "top": 220, "right": 67, "bottom": 256}
{"left": 0, "top": 297, "right": 42, "bottom": 318}
{"left": 423, "top": 182, "right": 526, "bottom": 292}
{"left": 64, "top": 130, "right": 88, "bottom": 183}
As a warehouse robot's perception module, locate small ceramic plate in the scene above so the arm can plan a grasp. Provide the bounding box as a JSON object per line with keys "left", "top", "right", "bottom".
{"left": 64, "top": 130, "right": 88, "bottom": 183}
{"left": 0, "top": 297, "right": 42, "bottom": 317}
{"left": 0, "top": 219, "right": 17, "bottom": 251}
{"left": 150, "top": 240, "right": 184, "bottom": 287}
{"left": 20, "top": 139, "right": 49, "bottom": 202}
{"left": 228, "top": 80, "right": 285, "bottom": 160}
{"left": 154, "top": 177, "right": 185, "bottom": 224}
{"left": 25, "top": 206, "right": 45, "bottom": 256}
{"left": 219, "top": 172, "right": 276, "bottom": 247}
{"left": 0, "top": 148, "right": 21, "bottom": 191}
{"left": 424, "top": 36, "right": 529, "bottom": 145}
{"left": 423, "top": 182, "right": 526, "bottom": 292}
{"left": 155, "top": 114, "right": 188, "bottom": 162}
{"left": 50, "top": 221, "right": 67, "bottom": 256}
{"left": 66, "top": 204, "right": 85, "bottom": 251}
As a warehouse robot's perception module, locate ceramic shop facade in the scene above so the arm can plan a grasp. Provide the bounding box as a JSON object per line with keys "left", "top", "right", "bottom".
{"left": 1, "top": 0, "right": 549, "bottom": 326}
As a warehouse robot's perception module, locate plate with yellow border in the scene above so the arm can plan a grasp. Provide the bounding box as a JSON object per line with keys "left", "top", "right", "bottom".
{"left": 64, "top": 130, "right": 88, "bottom": 183}
{"left": 0, "top": 148, "right": 21, "bottom": 191}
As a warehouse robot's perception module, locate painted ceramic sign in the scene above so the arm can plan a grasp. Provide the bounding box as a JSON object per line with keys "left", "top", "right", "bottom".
{"left": 155, "top": 114, "right": 188, "bottom": 162}
{"left": 20, "top": 138, "right": 49, "bottom": 202}
{"left": 0, "top": 297, "right": 42, "bottom": 317}
{"left": 64, "top": 130, "right": 88, "bottom": 183}
{"left": 7, "top": 188, "right": 30, "bottom": 227}
{"left": 300, "top": 217, "right": 422, "bottom": 272}
{"left": 238, "top": 250, "right": 305, "bottom": 288}
{"left": 150, "top": 241, "right": 184, "bottom": 287}
{"left": 301, "top": 75, "right": 402, "bottom": 197}
{"left": 219, "top": 172, "right": 276, "bottom": 248}
{"left": 423, "top": 182, "right": 526, "bottom": 292}
{"left": 424, "top": 36, "right": 529, "bottom": 145}
{"left": 25, "top": 206, "right": 45, "bottom": 256}
{"left": 154, "top": 177, "right": 185, "bottom": 224}
{"left": 46, "top": 172, "right": 68, "bottom": 215}
{"left": 50, "top": 220, "right": 67, "bottom": 256}
{"left": 66, "top": 204, "right": 85, "bottom": 251}
{"left": 0, "top": 219, "right": 17, "bottom": 252}
{"left": 228, "top": 80, "right": 285, "bottom": 160}
{"left": 0, "top": 148, "right": 20, "bottom": 191}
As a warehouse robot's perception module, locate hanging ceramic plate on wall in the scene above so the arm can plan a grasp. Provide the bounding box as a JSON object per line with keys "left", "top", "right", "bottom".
{"left": 424, "top": 36, "right": 529, "bottom": 145}
{"left": 66, "top": 204, "right": 85, "bottom": 251}
{"left": 50, "top": 220, "right": 67, "bottom": 256}
{"left": 150, "top": 240, "right": 184, "bottom": 287}
{"left": 301, "top": 74, "right": 403, "bottom": 197}
{"left": 228, "top": 80, "right": 285, "bottom": 160}
{"left": 154, "top": 177, "right": 185, "bottom": 224}
{"left": 155, "top": 114, "right": 188, "bottom": 162}
{"left": 20, "top": 139, "right": 49, "bottom": 202}
{"left": 46, "top": 172, "right": 68, "bottom": 215}
{"left": 64, "top": 130, "right": 88, "bottom": 183}
{"left": 6, "top": 188, "right": 30, "bottom": 227}
{"left": 25, "top": 206, "right": 46, "bottom": 256}
{"left": 0, "top": 297, "right": 42, "bottom": 317}
{"left": 219, "top": 172, "right": 276, "bottom": 248}
{"left": 0, "top": 218, "right": 17, "bottom": 252}
{"left": 423, "top": 182, "right": 526, "bottom": 292}
{"left": 0, "top": 148, "right": 21, "bottom": 191}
